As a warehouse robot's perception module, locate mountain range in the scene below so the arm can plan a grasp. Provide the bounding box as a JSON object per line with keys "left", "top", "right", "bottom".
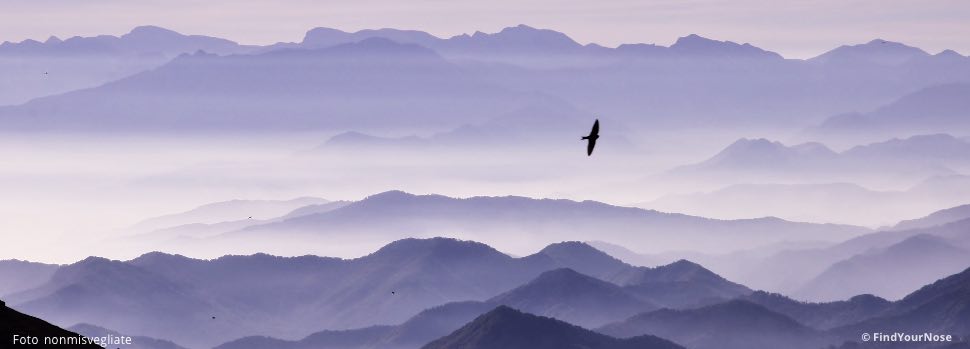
{"left": 0, "top": 259, "right": 58, "bottom": 297}
{"left": 5, "top": 237, "right": 748, "bottom": 348}
{"left": 0, "top": 38, "right": 519, "bottom": 132}
{"left": 598, "top": 266, "right": 970, "bottom": 349}
{"left": 745, "top": 214, "right": 970, "bottom": 300}
{"left": 812, "top": 83, "right": 970, "bottom": 143}
{"left": 6, "top": 233, "right": 970, "bottom": 349}
{"left": 190, "top": 190, "right": 869, "bottom": 258}
{"left": 2, "top": 25, "right": 969, "bottom": 135}
{"left": 643, "top": 176, "right": 970, "bottom": 227}
{"left": 590, "top": 203, "right": 970, "bottom": 301}
{"left": 0, "top": 26, "right": 254, "bottom": 106}
{"left": 665, "top": 133, "right": 970, "bottom": 186}
{"left": 796, "top": 233, "right": 970, "bottom": 301}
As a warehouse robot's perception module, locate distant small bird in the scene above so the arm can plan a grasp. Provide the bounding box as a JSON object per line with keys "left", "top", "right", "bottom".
{"left": 391, "top": 291, "right": 396, "bottom": 295}
{"left": 581, "top": 119, "right": 600, "bottom": 156}
{"left": 212, "top": 316, "right": 216, "bottom": 319}
{"left": 248, "top": 216, "right": 252, "bottom": 219}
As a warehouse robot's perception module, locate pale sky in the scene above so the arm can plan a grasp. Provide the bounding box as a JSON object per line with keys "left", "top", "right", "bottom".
{"left": 1, "top": 0, "right": 968, "bottom": 58}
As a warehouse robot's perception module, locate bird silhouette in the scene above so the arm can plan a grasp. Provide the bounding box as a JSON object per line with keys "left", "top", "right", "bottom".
{"left": 581, "top": 119, "right": 599, "bottom": 156}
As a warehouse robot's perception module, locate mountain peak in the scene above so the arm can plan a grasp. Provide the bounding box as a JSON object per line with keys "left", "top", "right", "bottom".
{"left": 539, "top": 241, "right": 602, "bottom": 255}
{"left": 696, "top": 137, "right": 836, "bottom": 169}
{"left": 515, "top": 267, "right": 621, "bottom": 290}
{"left": 536, "top": 241, "right": 629, "bottom": 271}
{"left": 484, "top": 266, "right": 658, "bottom": 328}
{"left": 936, "top": 49, "right": 964, "bottom": 57}
{"left": 301, "top": 27, "right": 350, "bottom": 43}
{"left": 455, "top": 24, "right": 581, "bottom": 50}
{"left": 365, "top": 237, "right": 508, "bottom": 264}
{"left": 812, "top": 39, "right": 929, "bottom": 65}
{"left": 124, "top": 25, "right": 183, "bottom": 39}
{"left": 670, "top": 34, "right": 781, "bottom": 59}
{"left": 423, "top": 305, "right": 684, "bottom": 349}
{"left": 364, "top": 190, "right": 419, "bottom": 201}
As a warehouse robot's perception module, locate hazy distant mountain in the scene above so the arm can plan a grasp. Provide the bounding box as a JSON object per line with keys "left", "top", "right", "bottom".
{"left": 131, "top": 197, "right": 330, "bottom": 232}
{"left": 6, "top": 25, "right": 970, "bottom": 133}
{"left": 644, "top": 177, "right": 970, "bottom": 227}
{"left": 124, "top": 199, "right": 348, "bottom": 246}
{"left": 0, "top": 300, "right": 101, "bottom": 348}
{"left": 0, "top": 259, "right": 58, "bottom": 297}
{"left": 796, "top": 234, "right": 970, "bottom": 301}
{"left": 70, "top": 323, "right": 189, "bottom": 349}
{"left": 0, "top": 38, "right": 519, "bottom": 132}
{"left": 740, "top": 291, "right": 891, "bottom": 330}
{"left": 907, "top": 175, "right": 970, "bottom": 204}
{"left": 668, "top": 138, "right": 839, "bottom": 174}
{"left": 277, "top": 27, "right": 856, "bottom": 129}
{"left": 422, "top": 306, "right": 684, "bottom": 349}
{"left": 312, "top": 96, "right": 629, "bottom": 153}
{"left": 487, "top": 268, "right": 657, "bottom": 328}
{"left": 222, "top": 190, "right": 867, "bottom": 256}
{"left": 9, "top": 238, "right": 744, "bottom": 348}
{"left": 810, "top": 39, "right": 930, "bottom": 66}
{"left": 893, "top": 203, "right": 970, "bottom": 230}
{"left": 0, "top": 26, "right": 246, "bottom": 57}
{"left": 269, "top": 24, "right": 612, "bottom": 68}
{"left": 742, "top": 217, "right": 970, "bottom": 295}
{"left": 842, "top": 134, "right": 970, "bottom": 165}
{"left": 321, "top": 131, "right": 428, "bottom": 149}
{"left": 668, "top": 34, "right": 782, "bottom": 60}
{"left": 644, "top": 182, "right": 905, "bottom": 226}
{"left": 598, "top": 300, "right": 833, "bottom": 349}
{"left": 0, "top": 26, "right": 253, "bottom": 105}
{"left": 813, "top": 83, "right": 970, "bottom": 141}
{"left": 666, "top": 134, "right": 967, "bottom": 187}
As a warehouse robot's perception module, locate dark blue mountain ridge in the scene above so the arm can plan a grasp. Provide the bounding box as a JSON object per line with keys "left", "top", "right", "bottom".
{"left": 8, "top": 237, "right": 748, "bottom": 348}
{"left": 598, "top": 299, "right": 835, "bottom": 349}
{"left": 421, "top": 305, "right": 684, "bottom": 349}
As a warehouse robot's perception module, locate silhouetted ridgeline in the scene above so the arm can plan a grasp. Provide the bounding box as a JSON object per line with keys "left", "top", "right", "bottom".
{"left": 1, "top": 301, "right": 102, "bottom": 348}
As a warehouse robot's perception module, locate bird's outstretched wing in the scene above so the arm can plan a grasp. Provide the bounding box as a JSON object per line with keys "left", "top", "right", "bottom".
{"left": 590, "top": 119, "right": 599, "bottom": 136}
{"left": 587, "top": 138, "right": 596, "bottom": 156}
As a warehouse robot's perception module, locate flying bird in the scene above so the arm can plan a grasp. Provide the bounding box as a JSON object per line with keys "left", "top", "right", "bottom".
{"left": 582, "top": 119, "right": 599, "bottom": 156}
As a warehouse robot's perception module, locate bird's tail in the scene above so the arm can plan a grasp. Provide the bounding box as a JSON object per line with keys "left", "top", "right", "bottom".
{"left": 581, "top": 136, "right": 589, "bottom": 140}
